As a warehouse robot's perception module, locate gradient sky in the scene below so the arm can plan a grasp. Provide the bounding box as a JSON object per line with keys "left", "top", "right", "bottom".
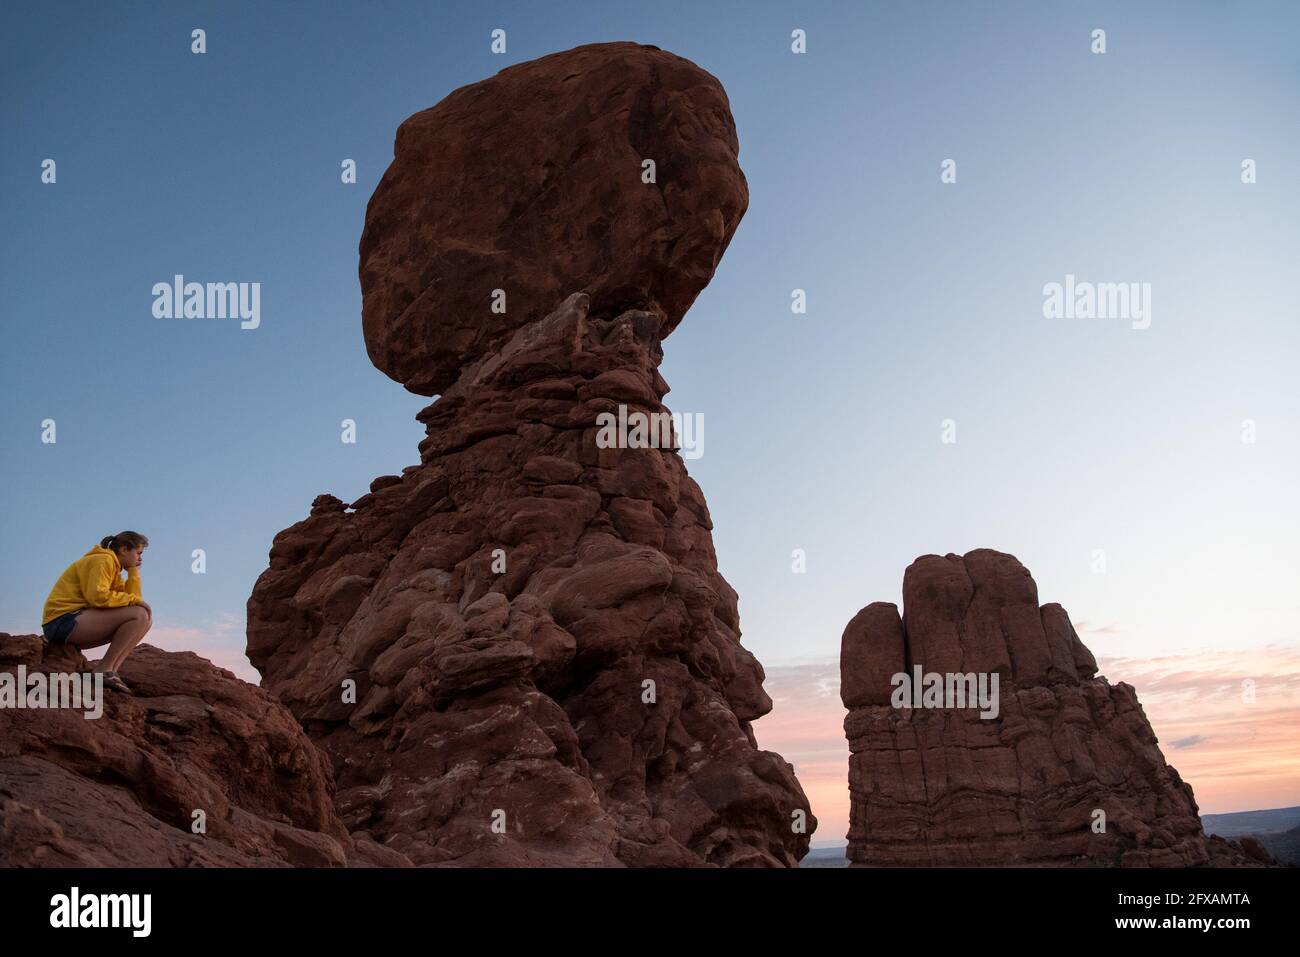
{"left": 3, "top": 1, "right": 1297, "bottom": 831}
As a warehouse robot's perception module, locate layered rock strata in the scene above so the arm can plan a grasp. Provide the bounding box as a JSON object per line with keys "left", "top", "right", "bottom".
{"left": 841, "top": 549, "right": 1266, "bottom": 867}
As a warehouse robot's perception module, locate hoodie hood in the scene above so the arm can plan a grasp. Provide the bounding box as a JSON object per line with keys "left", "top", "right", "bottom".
{"left": 87, "top": 545, "right": 121, "bottom": 569}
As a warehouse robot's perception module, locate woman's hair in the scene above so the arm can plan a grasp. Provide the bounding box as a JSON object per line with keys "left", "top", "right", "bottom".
{"left": 101, "top": 530, "right": 149, "bottom": 552}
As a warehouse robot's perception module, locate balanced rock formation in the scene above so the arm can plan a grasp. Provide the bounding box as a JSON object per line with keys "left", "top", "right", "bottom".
{"left": 359, "top": 40, "right": 748, "bottom": 396}
{"left": 841, "top": 549, "right": 1264, "bottom": 866}
{"left": 246, "top": 42, "right": 813, "bottom": 866}
{"left": 0, "top": 634, "right": 407, "bottom": 867}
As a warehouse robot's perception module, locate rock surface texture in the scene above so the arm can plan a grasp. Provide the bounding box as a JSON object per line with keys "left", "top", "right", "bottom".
{"left": 840, "top": 549, "right": 1270, "bottom": 866}
{"left": 0, "top": 635, "right": 407, "bottom": 867}
{"left": 246, "top": 41, "right": 813, "bottom": 867}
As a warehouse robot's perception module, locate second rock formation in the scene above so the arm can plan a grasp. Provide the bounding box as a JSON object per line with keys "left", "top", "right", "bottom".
{"left": 841, "top": 549, "right": 1254, "bottom": 866}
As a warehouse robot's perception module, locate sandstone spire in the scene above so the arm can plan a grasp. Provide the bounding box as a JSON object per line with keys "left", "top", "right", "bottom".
{"left": 247, "top": 41, "right": 813, "bottom": 866}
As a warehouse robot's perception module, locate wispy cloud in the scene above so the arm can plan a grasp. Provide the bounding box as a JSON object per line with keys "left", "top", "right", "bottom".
{"left": 144, "top": 611, "right": 261, "bottom": 683}
{"left": 755, "top": 644, "right": 1300, "bottom": 847}
{"left": 1072, "top": 620, "right": 1121, "bottom": 636}
{"left": 1097, "top": 645, "right": 1300, "bottom": 815}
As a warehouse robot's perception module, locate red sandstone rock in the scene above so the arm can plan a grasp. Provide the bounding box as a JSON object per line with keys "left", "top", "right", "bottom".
{"left": 248, "top": 291, "right": 814, "bottom": 866}
{"left": 359, "top": 41, "right": 748, "bottom": 396}
{"left": 0, "top": 635, "right": 408, "bottom": 867}
{"left": 840, "top": 549, "right": 1270, "bottom": 867}
{"left": 247, "top": 40, "right": 809, "bottom": 868}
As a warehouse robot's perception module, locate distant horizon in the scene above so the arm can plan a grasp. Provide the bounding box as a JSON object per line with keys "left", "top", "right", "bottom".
{"left": 809, "top": 803, "right": 1300, "bottom": 850}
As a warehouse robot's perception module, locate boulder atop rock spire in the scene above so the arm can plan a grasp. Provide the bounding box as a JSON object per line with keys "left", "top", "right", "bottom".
{"left": 359, "top": 40, "right": 749, "bottom": 395}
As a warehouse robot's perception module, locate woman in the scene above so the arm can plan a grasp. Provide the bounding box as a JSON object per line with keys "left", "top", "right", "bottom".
{"left": 41, "top": 531, "right": 153, "bottom": 694}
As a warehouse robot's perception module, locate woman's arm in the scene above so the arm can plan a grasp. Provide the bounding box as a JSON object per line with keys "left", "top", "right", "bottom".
{"left": 79, "top": 553, "right": 142, "bottom": 608}
{"left": 111, "top": 566, "right": 143, "bottom": 601}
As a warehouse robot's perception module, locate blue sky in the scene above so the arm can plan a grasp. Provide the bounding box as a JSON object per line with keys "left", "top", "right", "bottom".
{"left": 3, "top": 1, "right": 1297, "bottom": 685}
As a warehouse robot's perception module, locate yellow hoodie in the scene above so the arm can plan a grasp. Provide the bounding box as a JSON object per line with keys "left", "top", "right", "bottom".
{"left": 42, "top": 545, "right": 143, "bottom": 624}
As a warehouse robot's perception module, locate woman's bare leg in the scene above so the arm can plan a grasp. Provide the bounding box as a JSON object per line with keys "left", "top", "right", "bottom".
{"left": 65, "top": 606, "right": 151, "bottom": 671}
{"left": 103, "top": 611, "right": 151, "bottom": 671}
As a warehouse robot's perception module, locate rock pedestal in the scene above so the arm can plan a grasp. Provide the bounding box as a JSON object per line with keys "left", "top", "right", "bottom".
{"left": 246, "top": 41, "right": 813, "bottom": 867}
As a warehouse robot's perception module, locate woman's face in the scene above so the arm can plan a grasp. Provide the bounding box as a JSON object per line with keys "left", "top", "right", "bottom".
{"left": 118, "top": 545, "right": 145, "bottom": 569}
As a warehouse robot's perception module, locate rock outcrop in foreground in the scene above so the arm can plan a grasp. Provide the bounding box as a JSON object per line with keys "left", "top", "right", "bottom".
{"left": 246, "top": 41, "right": 813, "bottom": 866}
{"left": 840, "top": 549, "right": 1269, "bottom": 866}
{"left": 0, "top": 635, "right": 407, "bottom": 867}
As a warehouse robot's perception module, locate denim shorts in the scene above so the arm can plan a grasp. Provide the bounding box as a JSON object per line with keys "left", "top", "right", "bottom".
{"left": 42, "top": 610, "right": 83, "bottom": 645}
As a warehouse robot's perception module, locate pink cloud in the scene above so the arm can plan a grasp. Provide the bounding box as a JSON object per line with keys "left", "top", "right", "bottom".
{"left": 754, "top": 645, "right": 1300, "bottom": 847}
{"left": 1098, "top": 645, "right": 1300, "bottom": 814}
{"left": 142, "top": 611, "right": 261, "bottom": 684}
